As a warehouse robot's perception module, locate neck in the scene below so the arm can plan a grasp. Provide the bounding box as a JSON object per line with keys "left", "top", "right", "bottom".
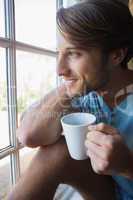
{"left": 97, "top": 66, "right": 132, "bottom": 109}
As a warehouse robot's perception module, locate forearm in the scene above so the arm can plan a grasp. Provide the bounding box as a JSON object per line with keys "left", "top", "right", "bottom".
{"left": 17, "top": 85, "right": 75, "bottom": 147}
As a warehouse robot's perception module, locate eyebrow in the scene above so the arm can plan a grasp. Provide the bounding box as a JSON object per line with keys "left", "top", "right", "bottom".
{"left": 66, "top": 45, "right": 91, "bottom": 51}
{"left": 67, "top": 46, "right": 79, "bottom": 49}
{"left": 56, "top": 47, "right": 79, "bottom": 53}
{"left": 57, "top": 47, "right": 82, "bottom": 52}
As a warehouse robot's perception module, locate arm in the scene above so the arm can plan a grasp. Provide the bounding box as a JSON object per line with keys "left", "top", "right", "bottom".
{"left": 17, "top": 85, "right": 77, "bottom": 148}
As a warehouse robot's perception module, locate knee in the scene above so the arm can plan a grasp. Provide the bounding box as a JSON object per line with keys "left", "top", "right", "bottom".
{"left": 38, "top": 137, "right": 92, "bottom": 184}
{"left": 38, "top": 136, "right": 71, "bottom": 173}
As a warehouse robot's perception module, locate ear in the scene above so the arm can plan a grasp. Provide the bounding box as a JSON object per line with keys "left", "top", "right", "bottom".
{"left": 110, "top": 48, "right": 128, "bottom": 66}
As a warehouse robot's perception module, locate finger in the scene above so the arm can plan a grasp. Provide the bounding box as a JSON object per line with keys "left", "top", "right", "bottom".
{"left": 88, "top": 123, "right": 118, "bottom": 135}
{"left": 86, "top": 131, "right": 114, "bottom": 148}
{"left": 85, "top": 140, "right": 107, "bottom": 161}
{"left": 86, "top": 147, "right": 109, "bottom": 175}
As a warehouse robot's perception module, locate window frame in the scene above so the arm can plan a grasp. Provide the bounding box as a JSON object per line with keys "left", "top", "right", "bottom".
{"left": 0, "top": 0, "right": 58, "bottom": 189}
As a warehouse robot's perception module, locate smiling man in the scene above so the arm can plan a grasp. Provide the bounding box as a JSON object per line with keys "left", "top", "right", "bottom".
{"left": 8, "top": 1, "right": 133, "bottom": 200}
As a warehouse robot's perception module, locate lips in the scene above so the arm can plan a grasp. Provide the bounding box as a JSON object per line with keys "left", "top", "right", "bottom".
{"left": 63, "top": 79, "right": 77, "bottom": 86}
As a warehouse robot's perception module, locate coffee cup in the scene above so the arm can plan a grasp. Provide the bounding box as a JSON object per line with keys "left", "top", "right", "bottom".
{"left": 61, "top": 112, "right": 96, "bottom": 160}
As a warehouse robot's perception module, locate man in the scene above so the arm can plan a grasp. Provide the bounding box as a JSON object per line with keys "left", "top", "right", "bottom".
{"left": 8, "top": 0, "right": 133, "bottom": 199}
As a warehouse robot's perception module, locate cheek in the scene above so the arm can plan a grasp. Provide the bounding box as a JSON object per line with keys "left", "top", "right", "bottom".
{"left": 69, "top": 62, "right": 84, "bottom": 80}
{"left": 79, "top": 66, "right": 98, "bottom": 83}
{"left": 80, "top": 66, "right": 106, "bottom": 89}
{"left": 70, "top": 59, "right": 104, "bottom": 84}
{"left": 72, "top": 62, "right": 89, "bottom": 80}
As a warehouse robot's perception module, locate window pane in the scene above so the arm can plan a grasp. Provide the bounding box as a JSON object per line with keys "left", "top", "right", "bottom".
{"left": 0, "top": 0, "right": 5, "bottom": 37}
{"left": 16, "top": 51, "right": 56, "bottom": 120}
{"left": 0, "top": 48, "right": 10, "bottom": 149}
{"left": 15, "top": 0, "right": 56, "bottom": 50}
{"left": 0, "top": 156, "right": 11, "bottom": 200}
{"left": 63, "top": 0, "right": 81, "bottom": 7}
{"left": 20, "top": 147, "right": 37, "bottom": 174}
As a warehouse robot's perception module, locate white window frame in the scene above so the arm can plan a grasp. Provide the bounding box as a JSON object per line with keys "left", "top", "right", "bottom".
{"left": 0, "top": 0, "right": 58, "bottom": 188}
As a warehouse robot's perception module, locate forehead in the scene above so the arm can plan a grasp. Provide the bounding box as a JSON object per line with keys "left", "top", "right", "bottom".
{"left": 56, "top": 29, "right": 103, "bottom": 56}
{"left": 57, "top": 30, "right": 77, "bottom": 50}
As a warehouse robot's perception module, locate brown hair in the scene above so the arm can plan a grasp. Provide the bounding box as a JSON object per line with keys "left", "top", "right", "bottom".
{"left": 57, "top": 0, "right": 133, "bottom": 68}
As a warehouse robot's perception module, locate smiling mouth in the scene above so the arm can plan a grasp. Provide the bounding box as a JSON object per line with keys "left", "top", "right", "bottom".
{"left": 63, "top": 79, "right": 77, "bottom": 86}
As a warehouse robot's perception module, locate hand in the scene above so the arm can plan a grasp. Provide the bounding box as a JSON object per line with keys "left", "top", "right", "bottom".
{"left": 85, "top": 123, "right": 132, "bottom": 176}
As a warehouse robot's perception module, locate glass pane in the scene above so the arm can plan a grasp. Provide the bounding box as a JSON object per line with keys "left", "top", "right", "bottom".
{"left": 0, "top": 156, "right": 11, "bottom": 200}
{"left": 0, "top": 0, "right": 5, "bottom": 37}
{"left": 16, "top": 50, "right": 56, "bottom": 121}
{"left": 63, "top": 0, "right": 81, "bottom": 7}
{"left": 20, "top": 147, "right": 37, "bottom": 174}
{"left": 0, "top": 48, "right": 10, "bottom": 149}
{"left": 15, "top": 0, "right": 56, "bottom": 50}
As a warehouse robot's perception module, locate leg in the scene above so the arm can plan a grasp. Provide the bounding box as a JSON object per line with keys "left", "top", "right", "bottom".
{"left": 8, "top": 137, "right": 116, "bottom": 200}
{"left": 8, "top": 138, "right": 67, "bottom": 200}
{"left": 61, "top": 156, "right": 116, "bottom": 200}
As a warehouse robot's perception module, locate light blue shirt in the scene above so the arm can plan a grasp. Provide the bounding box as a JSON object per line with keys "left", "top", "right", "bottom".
{"left": 72, "top": 92, "right": 133, "bottom": 196}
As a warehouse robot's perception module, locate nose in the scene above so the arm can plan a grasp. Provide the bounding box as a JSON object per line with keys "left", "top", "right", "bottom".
{"left": 56, "top": 54, "right": 70, "bottom": 76}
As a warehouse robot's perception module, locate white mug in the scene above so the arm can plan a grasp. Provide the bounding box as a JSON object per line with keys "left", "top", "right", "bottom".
{"left": 61, "top": 112, "right": 96, "bottom": 160}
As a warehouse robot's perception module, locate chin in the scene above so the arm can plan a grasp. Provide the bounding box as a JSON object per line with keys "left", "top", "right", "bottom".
{"left": 66, "top": 84, "right": 90, "bottom": 97}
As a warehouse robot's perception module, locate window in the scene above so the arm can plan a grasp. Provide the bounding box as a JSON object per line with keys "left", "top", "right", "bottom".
{"left": 63, "top": 0, "right": 81, "bottom": 7}
{"left": 0, "top": 0, "right": 5, "bottom": 37}
{"left": 0, "top": 157, "right": 11, "bottom": 200}
{"left": 16, "top": 51, "right": 56, "bottom": 117}
{"left": 0, "top": 0, "right": 57, "bottom": 199}
{"left": 0, "top": 48, "right": 10, "bottom": 149}
{"left": 15, "top": 0, "right": 56, "bottom": 49}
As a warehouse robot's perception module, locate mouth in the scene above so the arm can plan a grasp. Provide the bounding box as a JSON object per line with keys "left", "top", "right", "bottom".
{"left": 63, "top": 79, "right": 77, "bottom": 86}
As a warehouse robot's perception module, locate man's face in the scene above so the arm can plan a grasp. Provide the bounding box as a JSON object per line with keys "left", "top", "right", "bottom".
{"left": 57, "top": 34, "right": 111, "bottom": 97}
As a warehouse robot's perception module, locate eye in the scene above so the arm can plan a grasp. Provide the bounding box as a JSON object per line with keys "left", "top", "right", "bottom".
{"left": 67, "top": 51, "right": 81, "bottom": 58}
